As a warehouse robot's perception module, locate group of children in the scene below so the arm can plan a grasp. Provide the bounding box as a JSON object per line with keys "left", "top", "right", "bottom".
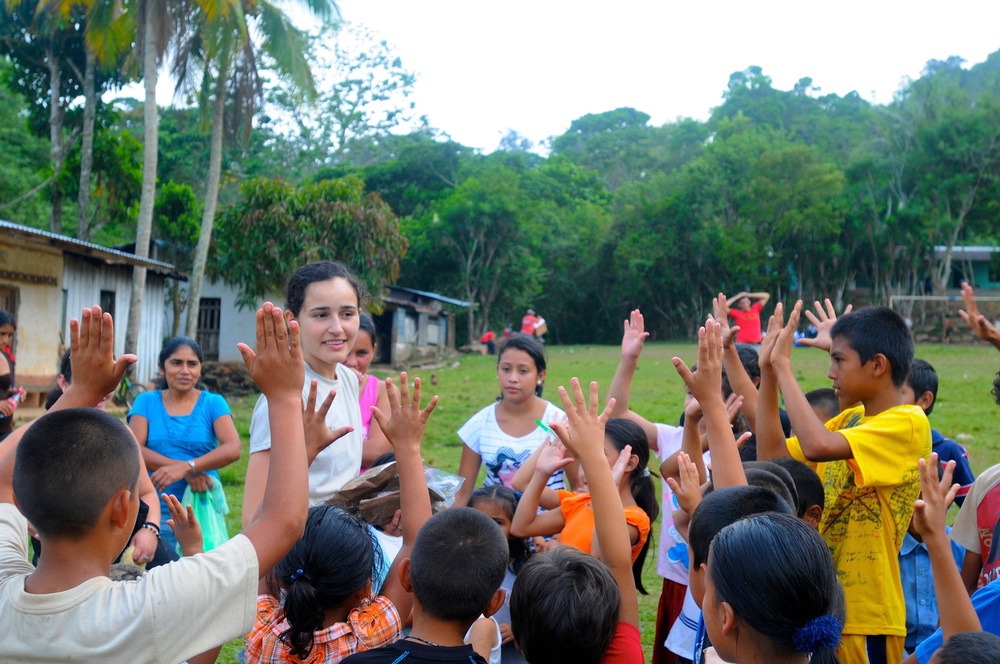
{"left": 3, "top": 259, "right": 1000, "bottom": 664}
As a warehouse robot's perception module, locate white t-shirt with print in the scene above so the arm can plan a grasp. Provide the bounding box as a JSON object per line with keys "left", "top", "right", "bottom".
{"left": 458, "top": 401, "right": 565, "bottom": 491}
{"left": 655, "top": 423, "right": 711, "bottom": 584}
{"left": 250, "top": 362, "right": 363, "bottom": 505}
{"left": 0, "top": 504, "right": 258, "bottom": 663}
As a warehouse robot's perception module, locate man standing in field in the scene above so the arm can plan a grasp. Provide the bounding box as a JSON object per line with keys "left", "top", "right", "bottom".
{"left": 726, "top": 291, "right": 771, "bottom": 348}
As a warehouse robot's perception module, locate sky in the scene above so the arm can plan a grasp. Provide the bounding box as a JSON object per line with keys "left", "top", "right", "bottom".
{"left": 134, "top": 0, "right": 1000, "bottom": 153}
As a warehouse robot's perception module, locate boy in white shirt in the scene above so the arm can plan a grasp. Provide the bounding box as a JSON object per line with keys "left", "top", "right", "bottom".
{"left": 0, "top": 304, "right": 312, "bottom": 663}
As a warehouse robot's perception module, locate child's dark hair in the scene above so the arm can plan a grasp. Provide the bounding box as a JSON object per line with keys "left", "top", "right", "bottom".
{"left": 770, "top": 456, "right": 825, "bottom": 518}
{"left": 357, "top": 313, "right": 377, "bottom": 344}
{"left": 689, "top": 485, "right": 795, "bottom": 568}
{"left": 469, "top": 485, "right": 531, "bottom": 572}
{"left": 709, "top": 513, "right": 845, "bottom": 659}
{"left": 45, "top": 350, "right": 73, "bottom": 410}
{"left": 737, "top": 345, "right": 761, "bottom": 384}
{"left": 410, "top": 508, "right": 509, "bottom": 623}
{"left": 0, "top": 310, "right": 15, "bottom": 329}
{"left": 604, "top": 417, "right": 659, "bottom": 594}
{"left": 936, "top": 632, "right": 1000, "bottom": 663}
{"left": 13, "top": 408, "right": 140, "bottom": 539}
{"left": 805, "top": 387, "right": 841, "bottom": 421}
{"left": 497, "top": 334, "right": 547, "bottom": 397}
{"left": 286, "top": 261, "right": 365, "bottom": 318}
{"left": 276, "top": 505, "right": 381, "bottom": 659}
{"left": 742, "top": 461, "right": 798, "bottom": 512}
{"left": 906, "top": 358, "right": 939, "bottom": 415}
{"left": 511, "top": 547, "right": 620, "bottom": 664}
{"left": 830, "top": 306, "right": 913, "bottom": 387}
{"left": 152, "top": 337, "right": 204, "bottom": 390}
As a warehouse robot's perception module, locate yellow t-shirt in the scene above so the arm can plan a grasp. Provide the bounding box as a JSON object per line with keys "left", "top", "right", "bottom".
{"left": 786, "top": 403, "right": 930, "bottom": 637}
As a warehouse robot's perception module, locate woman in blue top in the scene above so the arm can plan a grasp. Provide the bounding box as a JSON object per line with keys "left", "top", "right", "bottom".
{"left": 128, "top": 337, "right": 241, "bottom": 552}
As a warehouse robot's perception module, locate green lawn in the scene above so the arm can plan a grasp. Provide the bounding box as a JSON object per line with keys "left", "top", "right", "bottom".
{"left": 215, "top": 341, "right": 1000, "bottom": 662}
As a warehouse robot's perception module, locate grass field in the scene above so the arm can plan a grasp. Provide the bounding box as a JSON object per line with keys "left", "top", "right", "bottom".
{"left": 215, "top": 341, "right": 1000, "bottom": 662}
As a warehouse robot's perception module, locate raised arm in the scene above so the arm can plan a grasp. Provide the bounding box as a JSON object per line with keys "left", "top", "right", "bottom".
{"left": 713, "top": 294, "right": 758, "bottom": 431}
{"left": 769, "top": 302, "right": 852, "bottom": 462}
{"left": 237, "top": 304, "right": 310, "bottom": 576}
{"left": 756, "top": 308, "right": 790, "bottom": 461}
{"left": 958, "top": 282, "right": 1000, "bottom": 351}
{"left": 361, "top": 379, "right": 393, "bottom": 466}
{"left": 1, "top": 306, "right": 135, "bottom": 505}
{"left": 726, "top": 291, "right": 749, "bottom": 307}
{"left": 672, "top": 320, "right": 746, "bottom": 488}
{"left": 370, "top": 373, "right": 438, "bottom": 619}
{"left": 912, "top": 455, "right": 982, "bottom": 639}
{"left": 510, "top": 442, "right": 570, "bottom": 538}
{"left": 551, "top": 380, "right": 638, "bottom": 629}
{"left": 607, "top": 310, "right": 660, "bottom": 450}
{"left": 511, "top": 442, "right": 561, "bottom": 510}
{"left": 797, "top": 299, "right": 852, "bottom": 351}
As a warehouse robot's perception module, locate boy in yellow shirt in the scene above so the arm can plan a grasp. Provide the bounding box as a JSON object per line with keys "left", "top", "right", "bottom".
{"left": 757, "top": 302, "right": 931, "bottom": 664}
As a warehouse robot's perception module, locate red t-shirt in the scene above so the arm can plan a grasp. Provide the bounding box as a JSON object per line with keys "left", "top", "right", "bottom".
{"left": 601, "top": 622, "right": 644, "bottom": 663}
{"left": 730, "top": 301, "right": 764, "bottom": 343}
{"left": 520, "top": 315, "right": 538, "bottom": 335}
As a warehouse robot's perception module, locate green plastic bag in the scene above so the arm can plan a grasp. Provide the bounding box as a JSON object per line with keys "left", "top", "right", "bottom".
{"left": 178, "top": 481, "right": 230, "bottom": 555}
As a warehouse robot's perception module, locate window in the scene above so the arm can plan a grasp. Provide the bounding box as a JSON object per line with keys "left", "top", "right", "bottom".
{"left": 197, "top": 298, "right": 222, "bottom": 361}
{"left": 100, "top": 290, "right": 116, "bottom": 318}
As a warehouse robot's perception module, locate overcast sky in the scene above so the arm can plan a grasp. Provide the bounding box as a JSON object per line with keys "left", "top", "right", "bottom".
{"left": 135, "top": 0, "right": 1000, "bottom": 153}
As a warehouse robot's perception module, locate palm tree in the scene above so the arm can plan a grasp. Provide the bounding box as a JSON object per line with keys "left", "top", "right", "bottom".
{"left": 124, "top": 0, "right": 173, "bottom": 357}
{"left": 180, "top": 0, "right": 338, "bottom": 339}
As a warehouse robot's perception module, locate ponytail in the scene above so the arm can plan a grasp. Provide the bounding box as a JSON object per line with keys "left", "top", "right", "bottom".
{"left": 276, "top": 506, "right": 379, "bottom": 659}
{"left": 604, "top": 418, "right": 660, "bottom": 594}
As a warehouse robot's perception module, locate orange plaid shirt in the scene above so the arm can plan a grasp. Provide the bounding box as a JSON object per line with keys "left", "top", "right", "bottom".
{"left": 244, "top": 594, "right": 402, "bottom": 664}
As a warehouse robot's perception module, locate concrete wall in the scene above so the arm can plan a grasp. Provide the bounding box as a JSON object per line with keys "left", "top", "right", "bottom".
{"left": 0, "top": 241, "right": 63, "bottom": 385}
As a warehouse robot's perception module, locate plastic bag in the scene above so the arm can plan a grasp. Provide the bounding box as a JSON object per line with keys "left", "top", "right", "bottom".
{"left": 179, "top": 481, "right": 230, "bottom": 554}
{"left": 328, "top": 463, "right": 466, "bottom": 527}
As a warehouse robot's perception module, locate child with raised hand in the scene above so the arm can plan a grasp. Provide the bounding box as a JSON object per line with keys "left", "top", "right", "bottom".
{"left": 510, "top": 378, "right": 643, "bottom": 664}
{"left": 756, "top": 300, "right": 929, "bottom": 664}
{"left": 509, "top": 415, "right": 657, "bottom": 590}
{"left": 245, "top": 373, "right": 439, "bottom": 663}
{"left": 0, "top": 302, "right": 315, "bottom": 662}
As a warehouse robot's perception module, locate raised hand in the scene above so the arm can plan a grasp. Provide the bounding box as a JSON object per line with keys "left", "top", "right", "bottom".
{"left": 67, "top": 306, "right": 137, "bottom": 406}
{"left": 371, "top": 372, "right": 439, "bottom": 454}
{"left": 672, "top": 319, "right": 724, "bottom": 407}
{"left": 770, "top": 300, "right": 803, "bottom": 368}
{"left": 164, "top": 492, "right": 204, "bottom": 556}
{"left": 549, "top": 378, "right": 615, "bottom": 461}
{"left": 712, "top": 294, "right": 741, "bottom": 349}
{"left": 620, "top": 309, "right": 649, "bottom": 360}
{"left": 912, "top": 454, "right": 959, "bottom": 542}
{"left": 610, "top": 444, "right": 633, "bottom": 487}
{"left": 237, "top": 303, "right": 304, "bottom": 399}
{"left": 799, "top": 298, "right": 853, "bottom": 351}
{"left": 958, "top": 282, "right": 1000, "bottom": 348}
{"left": 536, "top": 438, "right": 572, "bottom": 478}
{"left": 303, "top": 380, "right": 354, "bottom": 463}
{"left": 666, "top": 451, "right": 703, "bottom": 516}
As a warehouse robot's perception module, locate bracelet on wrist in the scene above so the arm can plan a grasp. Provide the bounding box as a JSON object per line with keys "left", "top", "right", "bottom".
{"left": 187, "top": 459, "right": 196, "bottom": 475}
{"left": 141, "top": 522, "right": 160, "bottom": 539}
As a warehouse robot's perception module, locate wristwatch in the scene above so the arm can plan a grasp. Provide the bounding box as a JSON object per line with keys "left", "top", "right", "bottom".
{"left": 187, "top": 459, "right": 196, "bottom": 474}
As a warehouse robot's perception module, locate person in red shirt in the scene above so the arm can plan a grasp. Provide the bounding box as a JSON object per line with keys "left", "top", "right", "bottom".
{"left": 725, "top": 292, "right": 770, "bottom": 346}
{"left": 520, "top": 309, "right": 539, "bottom": 336}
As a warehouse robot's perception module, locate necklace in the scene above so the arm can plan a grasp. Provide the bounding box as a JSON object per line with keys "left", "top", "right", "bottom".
{"left": 406, "top": 635, "right": 441, "bottom": 647}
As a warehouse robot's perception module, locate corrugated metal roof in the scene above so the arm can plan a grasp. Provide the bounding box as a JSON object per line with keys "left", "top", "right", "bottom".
{"left": 0, "top": 220, "right": 178, "bottom": 273}
{"left": 934, "top": 245, "right": 1000, "bottom": 262}
{"left": 388, "top": 285, "right": 470, "bottom": 308}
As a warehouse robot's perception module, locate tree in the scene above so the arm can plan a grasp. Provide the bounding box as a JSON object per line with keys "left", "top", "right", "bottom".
{"left": 125, "top": 0, "right": 173, "bottom": 358}
{"left": 0, "top": 62, "right": 50, "bottom": 225}
{"left": 0, "top": 0, "right": 86, "bottom": 233}
{"left": 179, "top": 0, "right": 339, "bottom": 339}
{"left": 271, "top": 22, "right": 416, "bottom": 174}
{"left": 212, "top": 175, "right": 407, "bottom": 308}
{"left": 153, "top": 181, "right": 200, "bottom": 335}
